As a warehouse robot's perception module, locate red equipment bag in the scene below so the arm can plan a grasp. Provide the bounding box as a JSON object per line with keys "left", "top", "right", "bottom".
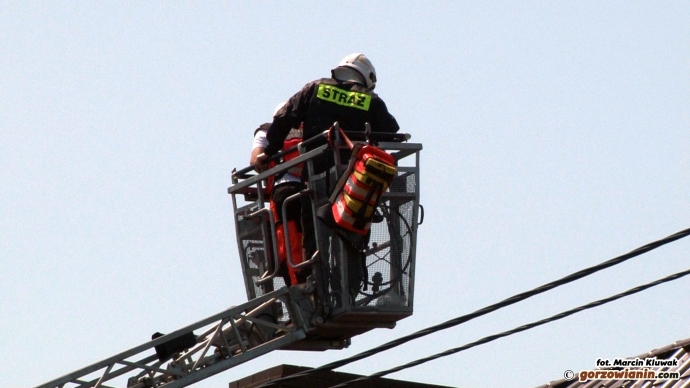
{"left": 318, "top": 129, "right": 397, "bottom": 235}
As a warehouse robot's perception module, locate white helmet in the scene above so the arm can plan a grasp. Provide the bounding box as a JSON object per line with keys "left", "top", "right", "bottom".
{"left": 273, "top": 101, "right": 287, "bottom": 118}
{"left": 332, "top": 53, "right": 377, "bottom": 89}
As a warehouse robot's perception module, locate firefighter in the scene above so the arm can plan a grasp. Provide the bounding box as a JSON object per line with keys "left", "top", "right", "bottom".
{"left": 253, "top": 53, "right": 400, "bottom": 271}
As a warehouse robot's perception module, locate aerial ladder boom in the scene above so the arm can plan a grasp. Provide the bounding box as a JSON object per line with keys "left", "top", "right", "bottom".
{"left": 36, "top": 126, "right": 422, "bottom": 388}
{"left": 36, "top": 288, "right": 311, "bottom": 388}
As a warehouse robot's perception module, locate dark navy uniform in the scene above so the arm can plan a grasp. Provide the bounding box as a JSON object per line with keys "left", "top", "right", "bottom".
{"left": 265, "top": 78, "right": 399, "bottom": 156}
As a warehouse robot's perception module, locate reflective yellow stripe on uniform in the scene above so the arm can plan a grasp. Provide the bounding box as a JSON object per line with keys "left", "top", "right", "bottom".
{"left": 317, "top": 84, "right": 371, "bottom": 111}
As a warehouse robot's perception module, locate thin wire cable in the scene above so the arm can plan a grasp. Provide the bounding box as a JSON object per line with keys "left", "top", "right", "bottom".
{"left": 329, "top": 267, "right": 690, "bottom": 387}
{"left": 258, "top": 226, "right": 690, "bottom": 387}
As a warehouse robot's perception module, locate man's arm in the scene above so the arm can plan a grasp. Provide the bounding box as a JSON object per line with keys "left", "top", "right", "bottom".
{"left": 372, "top": 98, "right": 400, "bottom": 133}
{"left": 250, "top": 146, "right": 265, "bottom": 166}
{"left": 250, "top": 124, "right": 269, "bottom": 172}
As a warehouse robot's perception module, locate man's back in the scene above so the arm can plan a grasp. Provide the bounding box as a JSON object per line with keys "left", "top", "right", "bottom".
{"left": 264, "top": 54, "right": 399, "bottom": 157}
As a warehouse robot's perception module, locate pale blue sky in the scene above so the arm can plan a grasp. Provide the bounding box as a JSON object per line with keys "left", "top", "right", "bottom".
{"left": 1, "top": 2, "right": 689, "bottom": 387}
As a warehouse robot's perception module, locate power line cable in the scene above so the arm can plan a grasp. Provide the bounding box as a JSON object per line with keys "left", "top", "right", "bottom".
{"left": 329, "top": 266, "right": 690, "bottom": 387}
{"left": 259, "top": 226, "right": 690, "bottom": 387}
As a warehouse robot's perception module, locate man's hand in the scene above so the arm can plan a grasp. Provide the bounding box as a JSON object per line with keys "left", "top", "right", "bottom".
{"left": 253, "top": 153, "right": 269, "bottom": 173}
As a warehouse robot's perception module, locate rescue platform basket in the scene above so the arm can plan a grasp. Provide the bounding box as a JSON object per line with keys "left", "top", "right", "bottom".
{"left": 228, "top": 128, "right": 422, "bottom": 347}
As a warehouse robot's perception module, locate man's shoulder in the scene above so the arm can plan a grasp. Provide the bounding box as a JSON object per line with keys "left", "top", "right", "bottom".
{"left": 300, "top": 78, "right": 336, "bottom": 90}
{"left": 254, "top": 122, "right": 271, "bottom": 136}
